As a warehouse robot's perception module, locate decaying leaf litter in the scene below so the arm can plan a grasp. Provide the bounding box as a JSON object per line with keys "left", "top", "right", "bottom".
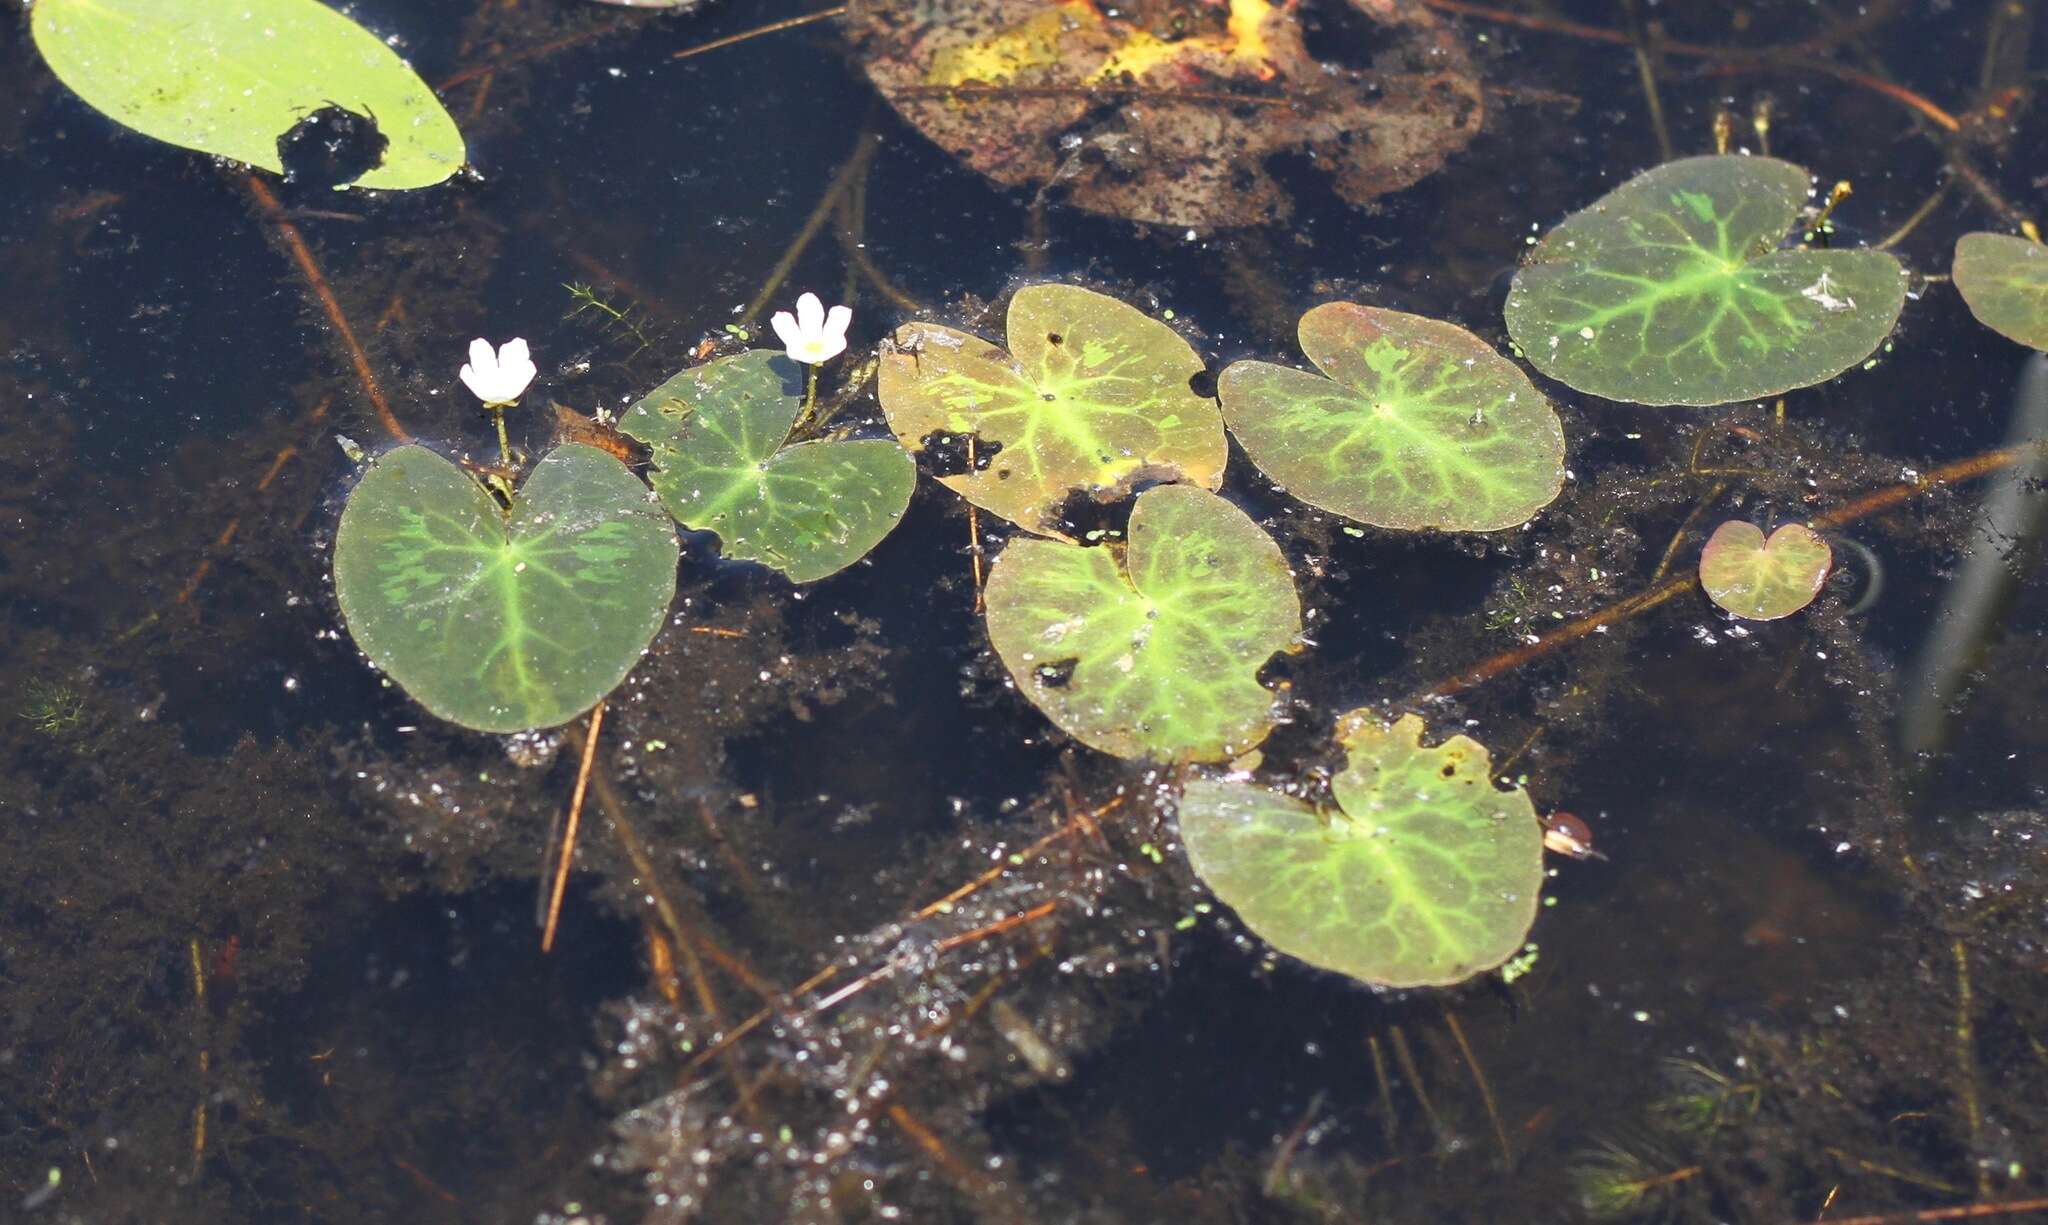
{"left": 4, "top": 2, "right": 2048, "bottom": 1225}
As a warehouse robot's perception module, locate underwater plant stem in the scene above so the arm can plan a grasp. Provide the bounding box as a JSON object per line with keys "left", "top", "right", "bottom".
{"left": 1444, "top": 1008, "right": 1512, "bottom": 1166}
{"left": 967, "top": 435, "right": 987, "bottom": 613}
{"left": 1388, "top": 1025, "right": 1445, "bottom": 1141}
{"left": 1877, "top": 180, "right": 1954, "bottom": 250}
{"left": 833, "top": 186, "right": 928, "bottom": 314}
{"left": 741, "top": 127, "right": 879, "bottom": 327}
{"left": 492, "top": 406, "right": 513, "bottom": 467}
{"left": 1623, "top": 6, "right": 1674, "bottom": 162}
{"left": 669, "top": 5, "right": 848, "bottom": 63}
{"left": 245, "top": 176, "right": 410, "bottom": 443}
{"left": 541, "top": 700, "right": 604, "bottom": 954}
{"left": 1951, "top": 938, "right": 1991, "bottom": 1198}
{"left": 1367, "top": 1034, "right": 1399, "bottom": 1146}
{"left": 1649, "top": 481, "right": 1730, "bottom": 584}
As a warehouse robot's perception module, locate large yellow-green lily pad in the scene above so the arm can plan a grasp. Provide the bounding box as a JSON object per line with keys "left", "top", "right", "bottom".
{"left": 31, "top": 0, "right": 465, "bottom": 191}
{"left": 983, "top": 485, "right": 1300, "bottom": 761}
{"left": 1178, "top": 713, "right": 1544, "bottom": 989}
{"left": 1698, "top": 520, "right": 1830, "bottom": 620}
{"left": 1218, "top": 303, "right": 1565, "bottom": 531}
{"left": 1504, "top": 155, "right": 1906, "bottom": 406}
{"left": 1953, "top": 232, "right": 2048, "bottom": 350}
{"left": 618, "top": 350, "right": 916, "bottom": 584}
{"left": 878, "top": 284, "right": 1226, "bottom": 536}
{"left": 332, "top": 444, "right": 678, "bottom": 732}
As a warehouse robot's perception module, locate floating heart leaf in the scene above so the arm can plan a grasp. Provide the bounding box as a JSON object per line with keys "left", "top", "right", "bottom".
{"left": 1698, "top": 520, "right": 1831, "bottom": 620}
{"left": 1953, "top": 232, "right": 2048, "bottom": 351}
{"left": 1179, "top": 713, "right": 1544, "bottom": 989}
{"left": 983, "top": 485, "right": 1300, "bottom": 760}
{"left": 31, "top": 0, "right": 465, "bottom": 191}
{"left": 619, "top": 350, "right": 916, "bottom": 583}
{"left": 878, "top": 284, "right": 1226, "bottom": 536}
{"left": 333, "top": 444, "right": 678, "bottom": 732}
{"left": 1218, "top": 303, "right": 1565, "bottom": 531}
{"left": 1504, "top": 155, "right": 1906, "bottom": 406}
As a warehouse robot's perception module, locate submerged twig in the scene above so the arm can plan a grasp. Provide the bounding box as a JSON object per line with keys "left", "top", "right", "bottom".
{"left": 245, "top": 176, "right": 409, "bottom": 442}
{"left": 670, "top": 5, "right": 847, "bottom": 63}
{"left": 1423, "top": 435, "right": 2048, "bottom": 699}
{"left": 541, "top": 700, "right": 605, "bottom": 953}
{"left": 1800, "top": 1198, "right": 2048, "bottom": 1225}
{"left": 1950, "top": 938, "right": 1990, "bottom": 1198}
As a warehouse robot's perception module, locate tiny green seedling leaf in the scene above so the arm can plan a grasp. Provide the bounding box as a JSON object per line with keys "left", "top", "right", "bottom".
{"left": 31, "top": 0, "right": 465, "bottom": 191}
{"left": 1179, "top": 713, "right": 1545, "bottom": 989}
{"left": 1953, "top": 232, "right": 2048, "bottom": 351}
{"left": 619, "top": 350, "right": 916, "bottom": 583}
{"left": 1219, "top": 302, "right": 1565, "bottom": 531}
{"left": 1698, "top": 520, "right": 1831, "bottom": 620}
{"left": 983, "top": 485, "right": 1300, "bottom": 761}
{"left": 1505, "top": 155, "right": 1905, "bottom": 406}
{"left": 332, "top": 444, "right": 677, "bottom": 732}
{"left": 878, "top": 284, "right": 1226, "bottom": 536}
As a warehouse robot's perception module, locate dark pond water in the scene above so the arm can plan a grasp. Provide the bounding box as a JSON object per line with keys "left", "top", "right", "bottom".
{"left": 4, "top": 1, "right": 2048, "bottom": 1222}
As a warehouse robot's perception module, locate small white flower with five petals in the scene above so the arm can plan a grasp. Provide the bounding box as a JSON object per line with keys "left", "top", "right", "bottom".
{"left": 770, "top": 293, "right": 852, "bottom": 365}
{"left": 459, "top": 337, "right": 537, "bottom": 407}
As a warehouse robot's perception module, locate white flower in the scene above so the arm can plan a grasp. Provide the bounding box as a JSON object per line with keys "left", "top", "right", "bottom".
{"left": 459, "top": 337, "right": 536, "bottom": 406}
{"left": 770, "top": 292, "right": 852, "bottom": 365}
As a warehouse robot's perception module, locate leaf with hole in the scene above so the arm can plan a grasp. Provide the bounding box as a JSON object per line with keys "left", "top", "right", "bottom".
{"left": 878, "top": 283, "right": 1226, "bottom": 536}
{"left": 30, "top": 0, "right": 464, "bottom": 191}
{"left": 983, "top": 485, "right": 1300, "bottom": 760}
{"left": 1698, "top": 520, "right": 1830, "bottom": 620}
{"left": 619, "top": 350, "right": 916, "bottom": 583}
{"left": 1504, "top": 155, "right": 1905, "bottom": 406}
{"left": 1953, "top": 232, "right": 2048, "bottom": 351}
{"left": 1180, "top": 713, "right": 1544, "bottom": 988}
{"left": 332, "top": 444, "right": 677, "bottom": 732}
{"left": 1219, "top": 302, "right": 1565, "bottom": 531}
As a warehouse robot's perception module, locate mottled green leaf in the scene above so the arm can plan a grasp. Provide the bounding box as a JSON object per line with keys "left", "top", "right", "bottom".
{"left": 332, "top": 444, "right": 677, "bottom": 732}
{"left": 983, "top": 485, "right": 1300, "bottom": 761}
{"left": 1953, "top": 231, "right": 2048, "bottom": 350}
{"left": 1219, "top": 303, "right": 1565, "bottom": 531}
{"left": 1179, "top": 713, "right": 1544, "bottom": 989}
{"left": 619, "top": 350, "right": 916, "bottom": 583}
{"left": 1505, "top": 155, "right": 1905, "bottom": 405}
{"left": 30, "top": 0, "right": 464, "bottom": 191}
{"left": 1698, "top": 520, "right": 1830, "bottom": 620}
{"left": 878, "top": 283, "right": 1226, "bottom": 536}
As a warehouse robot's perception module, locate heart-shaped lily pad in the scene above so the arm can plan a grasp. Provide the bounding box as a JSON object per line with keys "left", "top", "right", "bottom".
{"left": 332, "top": 444, "right": 678, "bottom": 732}
{"left": 878, "top": 284, "right": 1226, "bottom": 536}
{"left": 983, "top": 484, "right": 1300, "bottom": 760}
{"left": 619, "top": 350, "right": 916, "bottom": 583}
{"left": 1504, "top": 155, "right": 1906, "bottom": 406}
{"left": 1179, "top": 713, "right": 1544, "bottom": 989}
{"left": 1953, "top": 232, "right": 2048, "bottom": 350}
{"left": 1698, "top": 520, "right": 1831, "bottom": 620}
{"left": 1218, "top": 303, "right": 1565, "bottom": 531}
{"left": 31, "top": 0, "right": 465, "bottom": 191}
